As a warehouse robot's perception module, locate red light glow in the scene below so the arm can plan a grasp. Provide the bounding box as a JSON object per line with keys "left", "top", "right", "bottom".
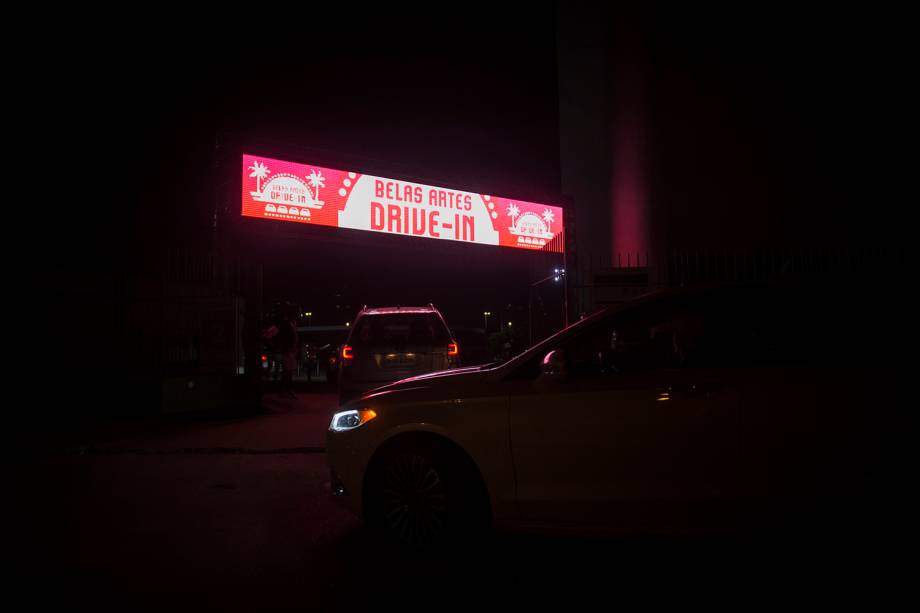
{"left": 447, "top": 341, "right": 459, "bottom": 357}
{"left": 342, "top": 345, "right": 354, "bottom": 360}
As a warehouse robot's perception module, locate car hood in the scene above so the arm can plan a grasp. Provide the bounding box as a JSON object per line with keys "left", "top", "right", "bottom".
{"left": 358, "top": 364, "right": 498, "bottom": 402}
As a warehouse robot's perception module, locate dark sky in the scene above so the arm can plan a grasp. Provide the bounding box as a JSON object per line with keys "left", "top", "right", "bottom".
{"left": 33, "top": 6, "right": 911, "bottom": 328}
{"left": 44, "top": 6, "right": 912, "bottom": 259}
{"left": 644, "top": 9, "right": 914, "bottom": 250}
{"left": 92, "top": 6, "right": 561, "bottom": 253}
{"left": 18, "top": 5, "right": 912, "bottom": 417}
{"left": 36, "top": 4, "right": 565, "bottom": 334}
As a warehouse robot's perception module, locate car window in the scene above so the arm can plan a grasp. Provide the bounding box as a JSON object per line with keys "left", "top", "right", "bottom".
{"left": 510, "top": 286, "right": 866, "bottom": 380}
{"left": 351, "top": 314, "right": 450, "bottom": 348}
{"left": 505, "top": 301, "right": 695, "bottom": 380}
{"left": 511, "top": 285, "right": 887, "bottom": 378}
{"left": 564, "top": 303, "right": 695, "bottom": 376}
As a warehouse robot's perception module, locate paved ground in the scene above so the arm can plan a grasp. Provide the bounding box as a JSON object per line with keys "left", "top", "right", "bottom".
{"left": 16, "top": 387, "right": 894, "bottom": 611}
{"left": 34, "top": 383, "right": 338, "bottom": 455}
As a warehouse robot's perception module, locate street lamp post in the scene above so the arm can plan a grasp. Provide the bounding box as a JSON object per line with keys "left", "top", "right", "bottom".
{"left": 528, "top": 267, "right": 567, "bottom": 347}
{"left": 483, "top": 311, "right": 491, "bottom": 332}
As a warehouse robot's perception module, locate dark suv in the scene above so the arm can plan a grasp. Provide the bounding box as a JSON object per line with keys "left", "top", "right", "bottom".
{"left": 338, "top": 304, "right": 458, "bottom": 403}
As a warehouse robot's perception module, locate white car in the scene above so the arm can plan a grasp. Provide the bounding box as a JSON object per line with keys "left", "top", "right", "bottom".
{"left": 326, "top": 284, "right": 877, "bottom": 548}
{"left": 338, "top": 305, "right": 459, "bottom": 404}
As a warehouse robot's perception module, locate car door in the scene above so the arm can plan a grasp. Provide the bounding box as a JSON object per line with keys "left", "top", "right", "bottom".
{"left": 508, "top": 297, "right": 739, "bottom": 530}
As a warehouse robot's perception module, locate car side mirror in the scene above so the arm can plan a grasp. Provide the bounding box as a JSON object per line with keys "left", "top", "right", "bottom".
{"left": 540, "top": 349, "right": 567, "bottom": 382}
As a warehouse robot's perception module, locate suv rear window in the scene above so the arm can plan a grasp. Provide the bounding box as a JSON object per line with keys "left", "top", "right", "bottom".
{"left": 351, "top": 314, "right": 450, "bottom": 348}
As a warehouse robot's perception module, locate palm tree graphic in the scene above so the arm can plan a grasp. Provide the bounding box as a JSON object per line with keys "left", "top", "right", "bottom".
{"left": 542, "top": 209, "right": 555, "bottom": 233}
{"left": 307, "top": 170, "right": 325, "bottom": 203}
{"left": 506, "top": 203, "right": 520, "bottom": 226}
{"left": 248, "top": 161, "right": 270, "bottom": 192}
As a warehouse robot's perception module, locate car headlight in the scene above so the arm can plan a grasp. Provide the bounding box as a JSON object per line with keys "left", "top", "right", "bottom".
{"left": 329, "top": 409, "right": 377, "bottom": 432}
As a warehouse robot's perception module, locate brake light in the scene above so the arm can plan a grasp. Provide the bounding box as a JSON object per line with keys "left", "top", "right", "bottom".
{"left": 447, "top": 341, "right": 459, "bottom": 357}
{"left": 342, "top": 345, "right": 354, "bottom": 360}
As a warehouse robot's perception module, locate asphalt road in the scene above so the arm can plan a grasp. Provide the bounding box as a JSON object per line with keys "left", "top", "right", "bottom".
{"left": 17, "top": 389, "right": 894, "bottom": 611}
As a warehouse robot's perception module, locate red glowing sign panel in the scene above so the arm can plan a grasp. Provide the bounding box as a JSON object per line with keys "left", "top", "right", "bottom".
{"left": 241, "top": 154, "right": 563, "bottom": 252}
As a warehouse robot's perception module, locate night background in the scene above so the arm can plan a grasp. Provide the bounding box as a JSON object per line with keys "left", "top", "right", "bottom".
{"left": 38, "top": 6, "right": 911, "bottom": 378}
{"left": 16, "top": 3, "right": 912, "bottom": 610}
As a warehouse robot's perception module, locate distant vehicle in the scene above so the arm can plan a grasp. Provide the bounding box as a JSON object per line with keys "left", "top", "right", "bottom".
{"left": 326, "top": 283, "right": 890, "bottom": 548}
{"left": 338, "top": 304, "right": 459, "bottom": 403}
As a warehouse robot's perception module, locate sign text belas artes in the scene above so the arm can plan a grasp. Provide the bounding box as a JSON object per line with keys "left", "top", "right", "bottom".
{"left": 241, "top": 154, "right": 563, "bottom": 253}
{"left": 371, "top": 180, "right": 477, "bottom": 242}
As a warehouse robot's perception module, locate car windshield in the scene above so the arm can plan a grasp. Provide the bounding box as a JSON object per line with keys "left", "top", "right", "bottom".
{"left": 351, "top": 313, "right": 450, "bottom": 348}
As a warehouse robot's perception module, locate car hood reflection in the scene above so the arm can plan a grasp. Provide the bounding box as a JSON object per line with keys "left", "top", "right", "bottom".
{"left": 361, "top": 364, "right": 495, "bottom": 398}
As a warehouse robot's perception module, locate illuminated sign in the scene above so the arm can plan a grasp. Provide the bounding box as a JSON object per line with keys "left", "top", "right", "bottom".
{"left": 242, "top": 154, "right": 563, "bottom": 252}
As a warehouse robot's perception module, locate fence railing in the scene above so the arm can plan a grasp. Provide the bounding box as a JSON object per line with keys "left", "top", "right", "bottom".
{"left": 666, "top": 248, "right": 905, "bottom": 287}
{"left": 164, "top": 248, "right": 245, "bottom": 292}
{"left": 578, "top": 247, "right": 905, "bottom": 310}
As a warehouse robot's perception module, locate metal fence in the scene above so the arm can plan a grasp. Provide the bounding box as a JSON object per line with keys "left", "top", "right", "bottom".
{"left": 126, "top": 249, "right": 263, "bottom": 377}
{"left": 164, "top": 248, "right": 246, "bottom": 293}
{"left": 666, "top": 248, "right": 905, "bottom": 287}
{"left": 577, "top": 247, "right": 906, "bottom": 311}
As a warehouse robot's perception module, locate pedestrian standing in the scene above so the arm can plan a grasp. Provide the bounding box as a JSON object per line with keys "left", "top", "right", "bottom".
{"left": 278, "top": 306, "right": 299, "bottom": 398}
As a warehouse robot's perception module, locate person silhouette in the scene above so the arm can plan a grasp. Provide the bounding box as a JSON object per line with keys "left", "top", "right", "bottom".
{"left": 278, "top": 306, "right": 299, "bottom": 398}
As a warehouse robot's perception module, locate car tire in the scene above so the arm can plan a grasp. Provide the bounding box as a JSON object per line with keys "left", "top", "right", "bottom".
{"left": 364, "top": 438, "right": 491, "bottom": 551}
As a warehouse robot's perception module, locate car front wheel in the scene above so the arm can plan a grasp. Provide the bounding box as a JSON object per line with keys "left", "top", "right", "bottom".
{"left": 365, "top": 439, "right": 490, "bottom": 550}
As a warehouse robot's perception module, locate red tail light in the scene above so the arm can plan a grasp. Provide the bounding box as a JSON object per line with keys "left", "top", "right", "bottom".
{"left": 447, "top": 341, "right": 459, "bottom": 357}
{"left": 342, "top": 345, "right": 354, "bottom": 360}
